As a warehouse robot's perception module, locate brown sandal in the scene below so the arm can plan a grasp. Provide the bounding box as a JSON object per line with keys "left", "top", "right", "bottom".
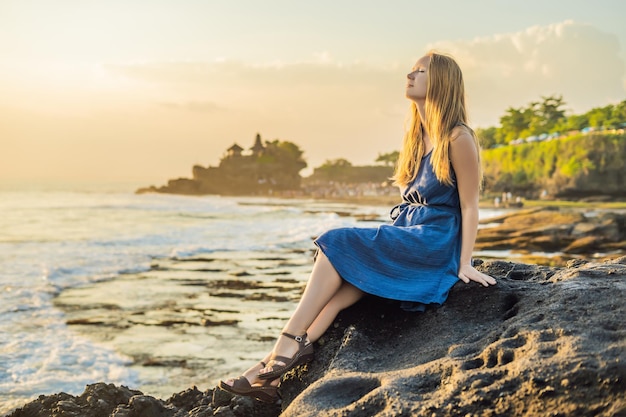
{"left": 218, "top": 363, "right": 279, "bottom": 403}
{"left": 258, "top": 332, "right": 314, "bottom": 380}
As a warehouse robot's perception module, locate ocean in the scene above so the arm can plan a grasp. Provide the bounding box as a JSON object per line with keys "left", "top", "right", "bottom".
{"left": 0, "top": 182, "right": 505, "bottom": 414}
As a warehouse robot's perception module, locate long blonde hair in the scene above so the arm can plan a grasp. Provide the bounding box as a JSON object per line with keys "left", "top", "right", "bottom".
{"left": 392, "top": 51, "right": 482, "bottom": 188}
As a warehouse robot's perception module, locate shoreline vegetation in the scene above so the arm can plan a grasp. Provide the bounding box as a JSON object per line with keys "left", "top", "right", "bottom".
{"left": 137, "top": 97, "right": 626, "bottom": 203}
{"left": 131, "top": 129, "right": 626, "bottom": 268}
{"left": 136, "top": 130, "right": 626, "bottom": 204}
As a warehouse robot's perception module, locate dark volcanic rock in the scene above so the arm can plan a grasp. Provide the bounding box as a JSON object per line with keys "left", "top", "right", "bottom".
{"left": 8, "top": 258, "right": 626, "bottom": 417}
{"left": 6, "top": 383, "right": 280, "bottom": 417}
{"left": 280, "top": 257, "right": 626, "bottom": 417}
{"left": 6, "top": 383, "right": 142, "bottom": 417}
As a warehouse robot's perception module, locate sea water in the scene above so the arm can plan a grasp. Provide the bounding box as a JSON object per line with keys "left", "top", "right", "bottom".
{"left": 0, "top": 181, "right": 504, "bottom": 414}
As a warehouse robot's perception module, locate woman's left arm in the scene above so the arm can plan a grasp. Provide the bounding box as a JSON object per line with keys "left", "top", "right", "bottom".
{"left": 449, "top": 128, "right": 497, "bottom": 287}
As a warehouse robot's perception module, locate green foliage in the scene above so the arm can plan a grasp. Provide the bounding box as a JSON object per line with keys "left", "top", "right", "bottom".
{"left": 319, "top": 158, "right": 353, "bottom": 168}
{"left": 554, "top": 114, "right": 588, "bottom": 132}
{"left": 217, "top": 135, "right": 307, "bottom": 191}
{"left": 376, "top": 151, "right": 399, "bottom": 166}
{"left": 260, "top": 140, "right": 307, "bottom": 173}
{"left": 496, "top": 95, "right": 566, "bottom": 142}
{"left": 611, "top": 101, "right": 626, "bottom": 127}
{"left": 497, "top": 106, "right": 530, "bottom": 144}
{"left": 192, "top": 94, "right": 626, "bottom": 197}
{"left": 482, "top": 132, "right": 626, "bottom": 197}
{"left": 310, "top": 158, "right": 392, "bottom": 183}
{"left": 475, "top": 126, "right": 498, "bottom": 149}
{"left": 537, "top": 95, "right": 567, "bottom": 133}
{"left": 588, "top": 105, "right": 613, "bottom": 128}
{"left": 477, "top": 95, "right": 626, "bottom": 196}
{"left": 483, "top": 96, "right": 626, "bottom": 148}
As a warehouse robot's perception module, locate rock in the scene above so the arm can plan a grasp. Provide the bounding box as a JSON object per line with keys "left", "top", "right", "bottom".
{"left": 476, "top": 208, "right": 626, "bottom": 263}
{"left": 563, "top": 235, "right": 606, "bottom": 253}
{"left": 279, "top": 257, "right": 626, "bottom": 417}
{"left": 111, "top": 395, "right": 176, "bottom": 417}
{"left": 8, "top": 258, "right": 626, "bottom": 417}
{"left": 7, "top": 383, "right": 142, "bottom": 417}
{"left": 165, "top": 387, "right": 208, "bottom": 411}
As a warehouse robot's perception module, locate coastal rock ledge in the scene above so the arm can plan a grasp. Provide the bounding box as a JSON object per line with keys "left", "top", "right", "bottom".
{"left": 8, "top": 258, "right": 626, "bottom": 417}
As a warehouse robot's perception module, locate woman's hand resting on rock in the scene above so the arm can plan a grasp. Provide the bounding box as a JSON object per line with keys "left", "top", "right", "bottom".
{"left": 458, "top": 264, "right": 497, "bottom": 287}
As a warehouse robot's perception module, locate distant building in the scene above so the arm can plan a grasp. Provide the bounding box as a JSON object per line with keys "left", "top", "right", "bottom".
{"left": 227, "top": 143, "right": 244, "bottom": 157}
{"left": 250, "top": 133, "right": 265, "bottom": 156}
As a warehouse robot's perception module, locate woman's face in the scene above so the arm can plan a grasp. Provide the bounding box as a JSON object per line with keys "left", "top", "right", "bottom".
{"left": 406, "top": 55, "right": 430, "bottom": 101}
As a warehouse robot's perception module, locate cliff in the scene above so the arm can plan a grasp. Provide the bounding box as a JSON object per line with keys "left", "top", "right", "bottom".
{"left": 8, "top": 257, "right": 626, "bottom": 417}
{"left": 481, "top": 132, "right": 626, "bottom": 199}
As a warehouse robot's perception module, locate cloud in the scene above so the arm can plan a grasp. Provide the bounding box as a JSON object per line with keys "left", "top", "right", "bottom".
{"left": 108, "top": 20, "right": 625, "bottom": 129}
{"left": 428, "top": 20, "right": 626, "bottom": 126}
{"left": 106, "top": 57, "right": 404, "bottom": 124}
{"left": 105, "top": 58, "right": 401, "bottom": 121}
{"left": 106, "top": 57, "right": 400, "bottom": 88}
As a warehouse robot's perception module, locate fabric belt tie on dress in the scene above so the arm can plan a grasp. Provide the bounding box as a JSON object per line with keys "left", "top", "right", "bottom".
{"left": 390, "top": 201, "right": 459, "bottom": 221}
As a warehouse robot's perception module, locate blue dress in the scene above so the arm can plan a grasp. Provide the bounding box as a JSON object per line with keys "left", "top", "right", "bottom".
{"left": 314, "top": 151, "right": 461, "bottom": 305}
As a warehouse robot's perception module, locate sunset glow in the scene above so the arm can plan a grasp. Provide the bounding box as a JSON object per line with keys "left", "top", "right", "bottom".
{"left": 1, "top": 0, "right": 625, "bottom": 184}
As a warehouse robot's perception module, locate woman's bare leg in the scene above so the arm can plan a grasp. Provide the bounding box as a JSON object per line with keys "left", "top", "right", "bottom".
{"left": 260, "top": 252, "right": 363, "bottom": 374}
{"left": 306, "top": 281, "right": 363, "bottom": 342}
{"left": 223, "top": 280, "right": 362, "bottom": 387}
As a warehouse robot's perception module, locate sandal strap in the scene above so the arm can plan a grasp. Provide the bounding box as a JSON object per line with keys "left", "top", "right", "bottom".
{"left": 230, "top": 376, "right": 252, "bottom": 391}
{"left": 268, "top": 355, "right": 291, "bottom": 364}
{"left": 281, "top": 331, "right": 307, "bottom": 346}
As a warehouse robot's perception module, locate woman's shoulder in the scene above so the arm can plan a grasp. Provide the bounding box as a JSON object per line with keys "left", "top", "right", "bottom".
{"left": 450, "top": 123, "right": 474, "bottom": 144}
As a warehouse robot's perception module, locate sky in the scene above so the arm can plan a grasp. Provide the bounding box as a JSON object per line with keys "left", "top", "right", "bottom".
{"left": 1, "top": 0, "right": 625, "bottom": 185}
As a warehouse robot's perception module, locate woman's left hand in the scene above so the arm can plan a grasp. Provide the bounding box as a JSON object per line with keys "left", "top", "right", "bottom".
{"left": 458, "top": 264, "right": 497, "bottom": 287}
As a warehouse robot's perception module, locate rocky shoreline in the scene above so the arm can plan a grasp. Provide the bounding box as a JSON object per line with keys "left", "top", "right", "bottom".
{"left": 5, "top": 207, "right": 626, "bottom": 416}
{"left": 8, "top": 257, "right": 626, "bottom": 416}
{"left": 475, "top": 207, "right": 626, "bottom": 266}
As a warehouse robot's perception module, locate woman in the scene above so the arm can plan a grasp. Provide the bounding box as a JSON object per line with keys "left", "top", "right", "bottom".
{"left": 219, "top": 51, "right": 497, "bottom": 402}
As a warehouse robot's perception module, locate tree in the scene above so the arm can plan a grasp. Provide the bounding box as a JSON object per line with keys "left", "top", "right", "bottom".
{"left": 257, "top": 139, "right": 307, "bottom": 188}
{"left": 588, "top": 105, "right": 614, "bottom": 128}
{"left": 375, "top": 151, "right": 399, "bottom": 166}
{"left": 311, "top": 159, "right": 352, "bottom": 182}
{"left": 475, "top": 126, "right": 498, "bottom": 148}
{"left": 496, "top": 95, "right": 567, "bottom": 142}
{"left": 319, "top": 158, "right": 352, "bottom": 169}
{"left": 537, "top": 95, "right": 567, "bottom": 133}
{"left": 607, "top": 100, "right": 626, "bottom": 128}
{"left": 310, "top": 158, "right": 393, "bottom": 183}
{"left": 554, "top": 113, "right": 588, "bottom": 133}
{"left": 498, "top": 106, "right": 529, "bottom": 143}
